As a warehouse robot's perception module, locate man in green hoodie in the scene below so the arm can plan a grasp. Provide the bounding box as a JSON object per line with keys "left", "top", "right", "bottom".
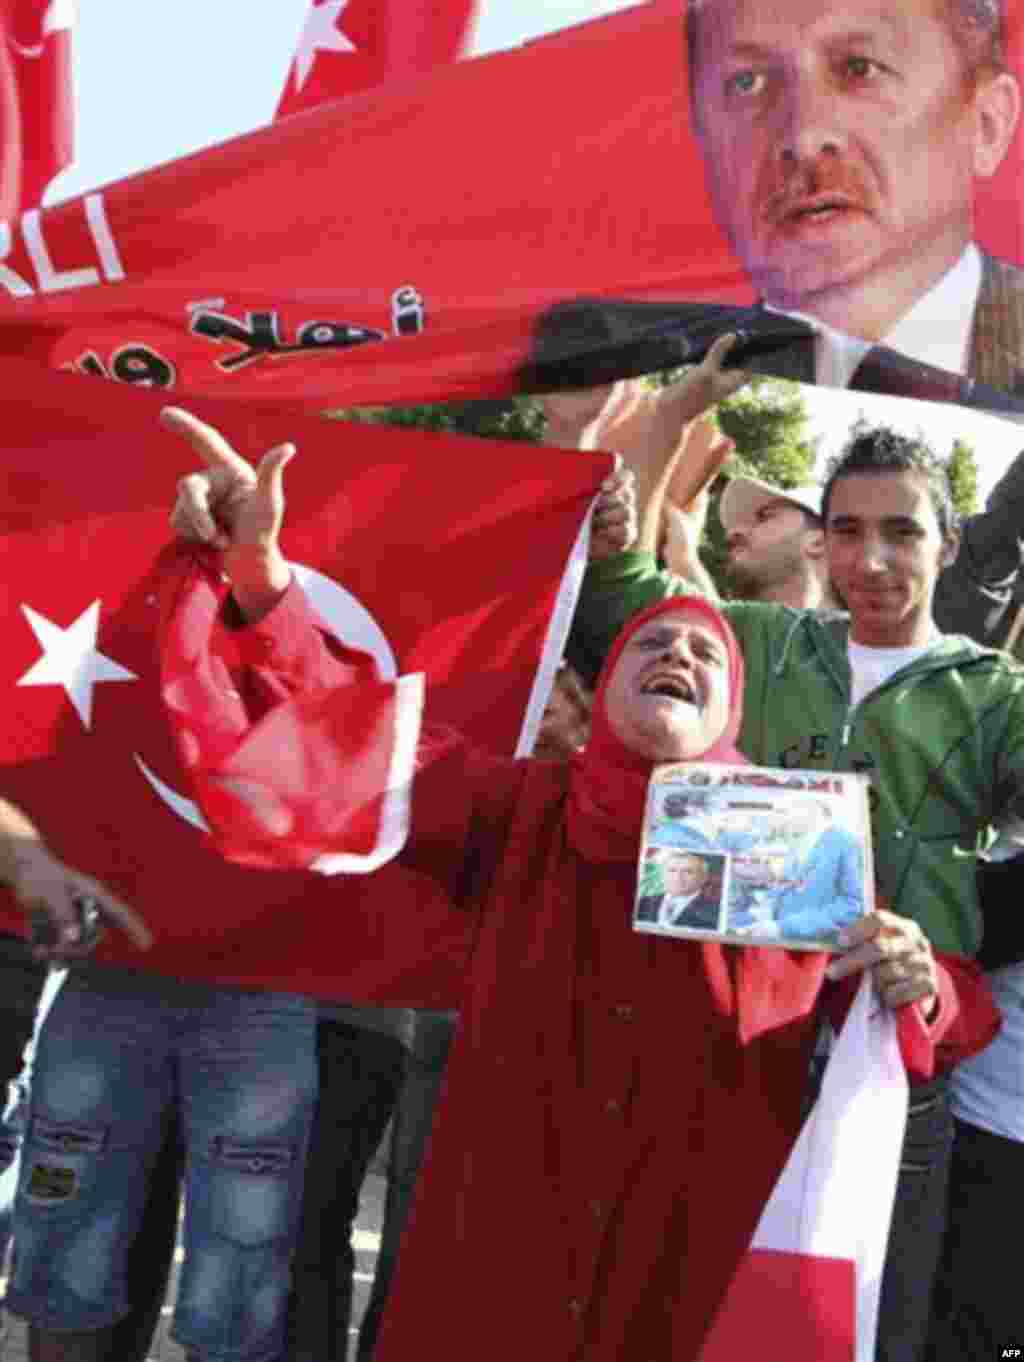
{"left": 569, "top": 420, "right": 1024, "bottom": 1362}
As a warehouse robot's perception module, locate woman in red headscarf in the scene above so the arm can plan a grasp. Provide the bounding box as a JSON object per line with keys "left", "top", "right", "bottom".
{"left": 157, "top": 409, "right": 999, "bottom": 1362}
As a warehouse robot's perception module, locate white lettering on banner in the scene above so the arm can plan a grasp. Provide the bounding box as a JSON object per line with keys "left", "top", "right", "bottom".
{"left": 84, "top": 195, "right": 126, "bottom": 283}
{"left": 0, "top": 193, "right": 126, "bottom": 298}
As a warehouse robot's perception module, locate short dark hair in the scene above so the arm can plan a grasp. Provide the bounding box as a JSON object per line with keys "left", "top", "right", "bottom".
{"left": 820, "top": 425, "right": 956, "bottom": 538}
{"left": 685, "top": 0, "right": 1006, "bottom": 104}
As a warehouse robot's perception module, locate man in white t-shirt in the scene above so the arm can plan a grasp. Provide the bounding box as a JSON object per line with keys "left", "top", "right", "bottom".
{"left": 571, "top": 420, "right": 1022, "bottom": 1362}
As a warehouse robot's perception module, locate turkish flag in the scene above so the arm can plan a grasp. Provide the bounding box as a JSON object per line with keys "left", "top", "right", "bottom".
{"left": 699, "top": 1250, "right": 855, "bottom": 1362}
{"left": 0, "top": 359, "right": 605, "bottom": 996}
{"left": 699, "top": 979, "right": 907, "bottom": 1362}
{"left": 0, "top": 5, "right": 850, "bottom": 407}
{"left": 0, "top": 5, "right": 1020, "bottom": 411}
{"left": 1, "top": 0, "right": 74, "bottom": 215}
{"left": 275, "top": 0, "right": 477, "bottom": 119}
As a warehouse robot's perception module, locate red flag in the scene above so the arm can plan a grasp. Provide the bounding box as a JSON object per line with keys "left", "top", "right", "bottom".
{"left": 275, "top": 0, "right": 477, "bottom": 119}
{"left": 0, "top": 361, "right": 606, "bottom": 995}
{"left": 0, "top": 5, "right": 1020, "bottom": 409}
{"left": 699, "top": 1250, "right": 855, "bottom": 1362}
{"left": 0, "top": 0, "right": 1018, "bottom": 413}
{"left": 2, "top": 0, "right": 74, "bottom": 214}
{"left": 699, "top": 980, "right": 907, "bottom": 1361}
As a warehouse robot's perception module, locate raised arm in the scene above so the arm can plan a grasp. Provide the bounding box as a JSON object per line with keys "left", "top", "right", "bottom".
{"left": 161, "top": 408, "right": 523, "bottom": 894}
{"left": 540, "top": 335, "right": 744, "bottom": 572}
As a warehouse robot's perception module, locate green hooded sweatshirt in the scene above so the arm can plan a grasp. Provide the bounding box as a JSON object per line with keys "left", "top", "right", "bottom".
{"left": 569, "top": 550, "right": 1024, "bottom": 956}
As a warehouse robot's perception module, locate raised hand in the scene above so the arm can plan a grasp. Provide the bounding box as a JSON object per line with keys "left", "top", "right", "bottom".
{"left": 162, "top": 407, "right": 295, "bottom": 621}
{"left": 590, "top": 461, "right": 638, "bottom": 561}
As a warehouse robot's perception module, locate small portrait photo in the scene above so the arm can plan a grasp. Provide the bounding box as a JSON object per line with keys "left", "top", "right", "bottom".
{"left": 634, "top": 849, "right": 727, "bottom": 935}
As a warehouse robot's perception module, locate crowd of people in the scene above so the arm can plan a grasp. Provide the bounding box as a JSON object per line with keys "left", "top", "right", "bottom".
{"left": 4, "top": 0, "right": 1024, "bottom": 1356}
{"left": 1, "top": 323, "right": 1020, "bottom": 1360}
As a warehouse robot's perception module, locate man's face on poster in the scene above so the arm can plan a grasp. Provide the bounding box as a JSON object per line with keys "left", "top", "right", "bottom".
{"left": 688, "top": 0, "right": 1020, "bottom": 320}
{"left": 664, "top": 852, "right": 709, "bottom": 897}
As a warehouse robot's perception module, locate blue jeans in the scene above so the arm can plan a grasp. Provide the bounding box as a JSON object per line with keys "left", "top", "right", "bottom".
{"left": 6, "top": 966, "right": 317, "bottom": 1362}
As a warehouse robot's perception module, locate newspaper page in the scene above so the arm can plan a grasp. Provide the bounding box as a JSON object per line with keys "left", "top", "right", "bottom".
{"left": 634, "top": 764, "right": 874, "bottom": 950}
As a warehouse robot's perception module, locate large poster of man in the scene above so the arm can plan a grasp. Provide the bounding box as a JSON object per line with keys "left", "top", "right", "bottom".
{"left": 689, "top": 0, "right": 1023, "bottom": 389}
{"left": 0, "top": 1, "right": 1024, "bottom": 413}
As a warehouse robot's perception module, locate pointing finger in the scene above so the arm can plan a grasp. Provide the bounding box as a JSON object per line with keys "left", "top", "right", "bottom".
{"left": 160, "top": 407, "right": 254, "bottom": 479}
{"left": 254, "top": 443, "right": 296, "bottom": 505}
{"left": 704, "top": 332, "right": 738, "bottom": 370}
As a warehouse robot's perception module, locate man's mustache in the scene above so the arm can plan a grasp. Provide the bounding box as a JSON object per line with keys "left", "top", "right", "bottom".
{"left": 760, "top": 161, "right": 872, "bottom": 225}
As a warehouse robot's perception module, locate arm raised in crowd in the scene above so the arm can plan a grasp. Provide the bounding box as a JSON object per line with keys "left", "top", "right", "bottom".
{"left": 540, "top": 333, "right": 744, "bottom": 562}
{"left": 0, "top": 796, "right": 152, "bottom": 961}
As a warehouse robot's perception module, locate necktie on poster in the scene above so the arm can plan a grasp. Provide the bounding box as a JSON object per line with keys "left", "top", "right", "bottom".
{"left": 0, "top": 0, "right": 75, "bottom": 216}
{"left": 0, "top": 2, "right": 1020, "bottom": 411}
{"left": 275, "top": 0, "right": 477, "bottom": 119}
{"left": 0, "top": 358, "right": 605, "bottom": 992}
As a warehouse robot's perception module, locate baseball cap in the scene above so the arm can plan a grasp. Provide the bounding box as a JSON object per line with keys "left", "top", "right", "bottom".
{"left": 718, "top": 475, "right": 823, "bottom": 532}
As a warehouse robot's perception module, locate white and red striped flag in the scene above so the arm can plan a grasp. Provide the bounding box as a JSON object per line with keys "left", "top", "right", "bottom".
{"left": 1, "top": 0, "right": 74, "bottom": 215}
{"left": 700, "top": 978, "right": 908, "bottom": 1362}
{"left": 275, "top": 0, "right": 477, "bottom": 120}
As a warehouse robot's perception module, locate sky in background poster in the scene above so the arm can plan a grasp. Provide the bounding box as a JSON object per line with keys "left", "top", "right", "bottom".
{"left": 30, "top": 1, "right": 1024, "bottom": 494}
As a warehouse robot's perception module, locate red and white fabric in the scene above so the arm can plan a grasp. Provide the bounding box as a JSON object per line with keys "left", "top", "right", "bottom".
{"left": 1, "top": 0, "right": 74, "bottom": 216}
{"left": 275, "top": 0, "right": 477, "bottom": 119}
{"left": 701, "top": 977, "right": 908, "bottom": 1362}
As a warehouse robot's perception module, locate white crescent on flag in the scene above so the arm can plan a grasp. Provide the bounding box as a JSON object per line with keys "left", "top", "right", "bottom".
{"left": 136, "top": 561, "right": 399, "bottom": 837}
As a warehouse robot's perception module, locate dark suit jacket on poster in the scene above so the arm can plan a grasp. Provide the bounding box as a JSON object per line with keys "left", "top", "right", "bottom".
{"left": 743, "top": 254, "right": 1024, "bottom": 646}
{"left": 740, "top": 253, "right": 1024, "bottom": 394}
{"left": 635, "top": 891, "right": 721, "bottom": 931}
{"left": 523, "top": 255, "right": 1024, "bottom": 649}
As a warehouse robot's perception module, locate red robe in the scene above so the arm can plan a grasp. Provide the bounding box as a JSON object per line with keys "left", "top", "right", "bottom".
{"left": 160, "top": 561, "right": 1000, "bottom": 1361}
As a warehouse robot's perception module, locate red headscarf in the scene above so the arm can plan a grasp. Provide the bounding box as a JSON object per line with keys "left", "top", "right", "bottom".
{"left": 566, "top": 594, "right": 828, "bottom": 1043}
{"left": 567, "top": 595, "right": 747, "bottom": 864}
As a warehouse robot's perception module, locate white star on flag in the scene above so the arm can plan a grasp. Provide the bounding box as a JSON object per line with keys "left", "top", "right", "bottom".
{"left": 293, "top": 0, "right": 356, "bottom": 91}
{"left": 17, "top": 601, "right": 138, "bottom": 730}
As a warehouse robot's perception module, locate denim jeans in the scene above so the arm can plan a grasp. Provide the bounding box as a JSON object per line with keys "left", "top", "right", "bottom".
{"left": 6, "top": 966, "right": 317, "bottom": 1362}
{"left": 284, "top": 1013, "right": 408, "bottom": 1362}
{"left": 282, "top": 1007, "right": 457, "bottom": 1362}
